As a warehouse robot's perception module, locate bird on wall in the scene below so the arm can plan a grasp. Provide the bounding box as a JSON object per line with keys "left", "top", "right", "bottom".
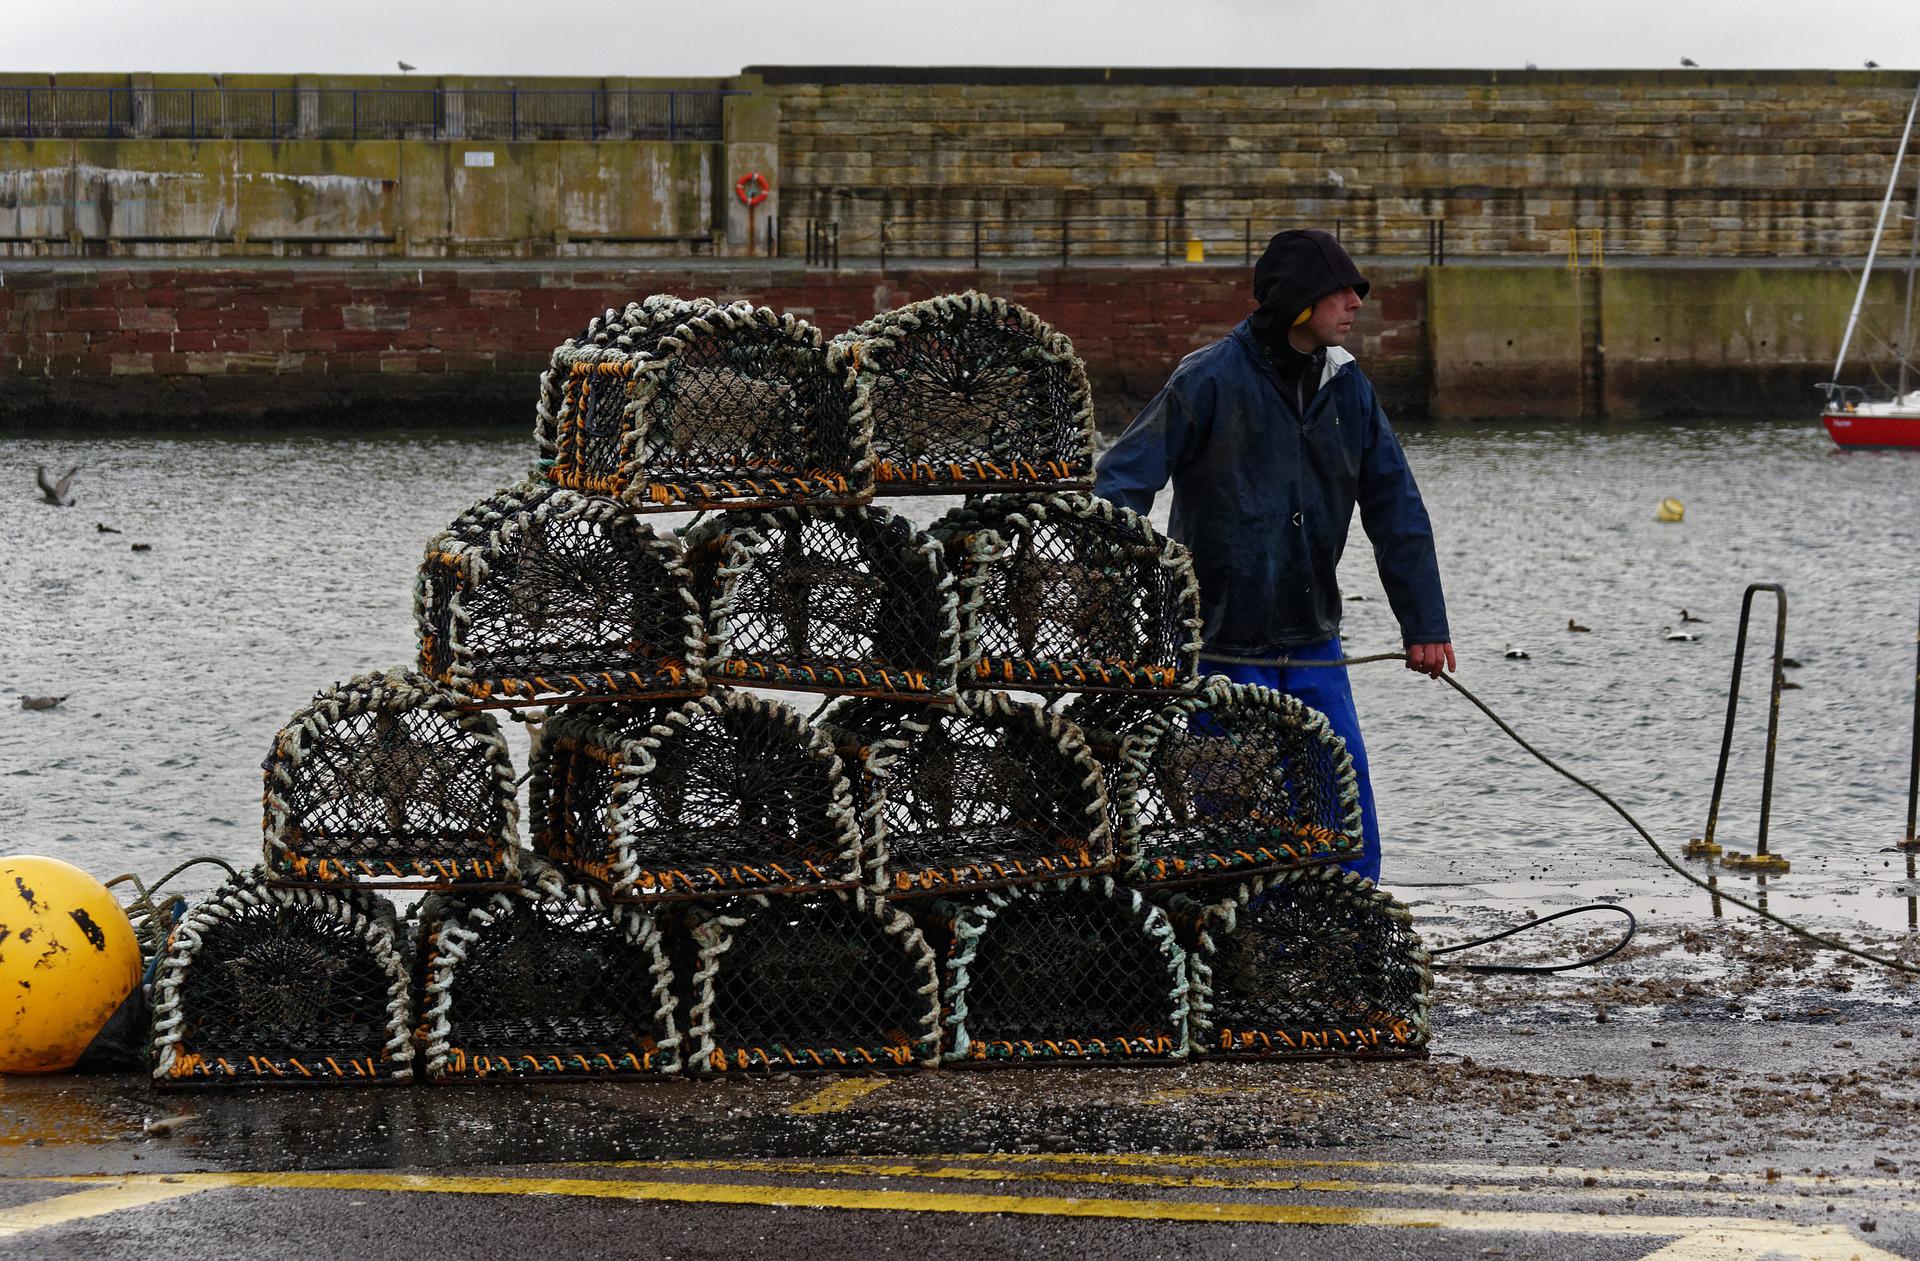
{"left": 398, "top": 61, "right": 417, "bottom": 74}
{"left": 1680, "top": 57, "right": 1700, "bottom": 67}
{"left": 1325, "top": 169, "right": 1346, "bottom": 190}
{"left": 1525, "top": 61, "right": 1538, "bottom": 71}
{"left": 35, "top": 465, "right": 78, "bottom": 506}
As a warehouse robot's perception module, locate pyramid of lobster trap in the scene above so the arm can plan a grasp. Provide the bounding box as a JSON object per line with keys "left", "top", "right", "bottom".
{"left": 153, "top": 291, "right": 1431, "bottom": 1089}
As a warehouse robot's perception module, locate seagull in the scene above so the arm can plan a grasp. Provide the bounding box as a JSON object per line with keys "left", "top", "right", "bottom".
{"left": 397, "top": 60, "right": 416, "bottom": 73}
{"left": 35, "top": 464, "right": 78, "bottom": 506}
{"left": 1679, "top": 609, "right": 1707, "bottom": 623}
{"left": 1680, "top": 57, "right": 1699, "bottom": 68}
{"left": 1866, "top": 60, "right": 1880, "bottom": 70}
{"left": 1525, "top": 61, "right": 1538, "bottom": 71}
{"left": 1504, "top": 644, "right": 1531, "bottom": 660}
{"left": 1662, "top": 626, "right": 1700, "bottom": 642}
{"left": 1779, "top": 677, "right": 1802, "bottom": 690}
{"left": 1567, "top": 618, "right": 1591, "bottom": 632}
{"left": 1325, "top": 169, "right": 1347, "bottom": 190}
{"left": 1780, "top": 657, "right": 1803, "bottom": 669}
{"left": 20, "top": 695, "right": 69, "bottom": 711}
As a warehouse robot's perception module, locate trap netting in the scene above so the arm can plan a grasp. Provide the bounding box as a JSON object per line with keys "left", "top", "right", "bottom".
{"left": 1176, "top": 867, "right": 1431, "bottom": 1060}
{"left": 262, "top": 668, "right": 519, "bottom": 889}
{"left": 933, "top": 493, "right": 1203, "bottom": 694}
{"left": 832, "top": 292, "right": 1096, "bottom": 494}
{"left": 530, "top": 689, "right": 864, "bottom": 900}
{"left": 415, "top": 854, "right": 681, "bottom": 1080}
{"left": 1068, "top": 678, "right": 1364, "bottom": 887}
{"left": 150, "top": 871, "right": 413, "bottom": 1087}
{"left": 933, "top": 875, "right": 1190, "bottom": 1064}
{"left": 569, "top": 303, "right": 871, "bottom": 510}
{"left": 415, "top": 482, "right": 707, "bottom": 708}
{"left": 818, "top": 691, "right": 1114, "bottom": 897}
{"left": 683, "top": 505, "right": 964, "bottom": 702}
{"left": 687, "top": 891, "right": 942, "bottom": 1073}
{"left": 538, "top": 294, "right": 713, "bottom": 481}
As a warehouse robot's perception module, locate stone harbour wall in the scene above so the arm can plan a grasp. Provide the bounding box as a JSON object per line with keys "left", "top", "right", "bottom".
{"left": 3, "top": 260, "right": 1901, "bottom": 426}
{"left": 757, "top": 67, "right": 1919, "bottom": 263}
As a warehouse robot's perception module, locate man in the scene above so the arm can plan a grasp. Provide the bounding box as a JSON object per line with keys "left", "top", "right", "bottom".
{"left": 1094, "top": 228, "right": 1454, "bottom": 885}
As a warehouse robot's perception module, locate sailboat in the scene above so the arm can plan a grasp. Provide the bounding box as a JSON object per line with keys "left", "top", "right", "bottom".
{"left": 1821, "top": 79, "right": 1920, "bottom": 449}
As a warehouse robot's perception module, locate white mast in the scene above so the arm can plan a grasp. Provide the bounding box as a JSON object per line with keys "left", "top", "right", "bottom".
{"left": 1829, "top": 79, "right": 1920, "bottom": 400}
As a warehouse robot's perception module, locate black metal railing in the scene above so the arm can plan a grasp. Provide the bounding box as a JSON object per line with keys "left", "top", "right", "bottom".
{"left": 803, "top": 219, "right": 840, "bottom": 268}
{"left": 876, "top": 215, "right": 1448, "bottom": 268}
{"left": 0, "top": 86, "right": 735, "bottom": 141}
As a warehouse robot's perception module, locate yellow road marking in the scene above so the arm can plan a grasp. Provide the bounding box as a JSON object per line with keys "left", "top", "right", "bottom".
{"left": 30, "top": 1170, "right": 1902, "bottom": 1258}
{"left": 0, "top": 1181, "right": 207, "bottom": 1238}
{"left": 788, "top": 1077, "right": 893, "bottom": 1114}
{"left": 586, "top": 1157, "right": 1913, "bottom": 1216}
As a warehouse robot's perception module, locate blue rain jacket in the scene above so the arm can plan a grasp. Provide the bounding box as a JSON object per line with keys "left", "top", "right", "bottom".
{"left": 1095, "top": 319, "right": 1450, "bottom": 655}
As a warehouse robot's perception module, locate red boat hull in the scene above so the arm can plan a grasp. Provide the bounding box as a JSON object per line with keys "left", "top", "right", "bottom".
{"left": 1822, "top": 412, "right": 1920, "bottom": 448}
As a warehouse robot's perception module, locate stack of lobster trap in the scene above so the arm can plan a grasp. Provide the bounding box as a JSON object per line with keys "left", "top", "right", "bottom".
{"left": 149, "top": 291, "right": 1431, "bottom": 1090}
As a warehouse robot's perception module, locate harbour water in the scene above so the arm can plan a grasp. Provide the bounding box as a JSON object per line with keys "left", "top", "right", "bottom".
{"left": 2, "top": 418, "right": 1915, "bottom": 935}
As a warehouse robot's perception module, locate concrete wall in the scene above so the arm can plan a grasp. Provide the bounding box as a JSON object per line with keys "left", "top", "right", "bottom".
{"left": 0, "top": 73, "right": 769, "bottom": 259}
{"left": 757, "top": 66, "right": 1919, "bottom": 261}
{"left": 3, "top": 261, "right": 1896, "bottom": 427}
{"left": 1426, "top": 264, "right": 1906, "bottom": 419}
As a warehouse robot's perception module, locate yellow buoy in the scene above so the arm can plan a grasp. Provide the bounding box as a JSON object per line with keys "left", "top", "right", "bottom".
{"left": 1, "top": 856, "right": 142, "bottom": 1073}
{"left": 1655, "top": 497, "right": 1685, "bottom": 523}
{"left": 1185, "top": 236, "right": 1205, "bottom": 263}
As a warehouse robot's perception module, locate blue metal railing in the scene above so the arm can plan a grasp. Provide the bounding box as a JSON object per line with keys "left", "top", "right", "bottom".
{"left": 0, "top": 87, "right": 735, "bottom": 141}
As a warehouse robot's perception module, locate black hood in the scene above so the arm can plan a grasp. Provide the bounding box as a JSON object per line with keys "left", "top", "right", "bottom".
{"left": 1249, "top": 229, "right": 1370, "bottom": 338}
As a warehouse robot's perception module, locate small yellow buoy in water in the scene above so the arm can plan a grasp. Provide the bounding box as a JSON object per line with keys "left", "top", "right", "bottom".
{"left": 0, "top": 856, "right": 141, "bottom": 1073}
{"left": 1655, "top": 497, "right": 1685, "bottom": 523}
{"left": 1186, "top": 237, "right": 1206, "bottom": 263}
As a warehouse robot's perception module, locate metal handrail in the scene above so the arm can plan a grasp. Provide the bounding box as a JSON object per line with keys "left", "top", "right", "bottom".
{"left": 0, "top": 86, "right": 737, "bottom": 141}
{"left": 1701, "top": 583, "right": 1790, "bottom": 867}
{"left": 1905, "top": 592, "right": 1919, "bottom": 849}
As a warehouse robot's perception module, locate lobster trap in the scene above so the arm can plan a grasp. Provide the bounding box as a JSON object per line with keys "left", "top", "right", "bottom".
{"left": 834, "top": 292, "right": 1096, "bottom": 495}
{"left": 818, "top": 691, "right": 1114, "bottom": 897}
{"left": 554, "top": 303, "right": 871, "bottom": 510}
{"left": 262, "top": 669, "right": 520, "bottom": 889}
{"left": 531, "top": 689, "right": 864, "bottom": 901}
{"left": 538, "top": 294, "right": 713, "bottom": 477}
{"left": 934, "top": 493, "right": 1203, "bottom": 695}
{"left": 415, "top": 482, "right": 707, "bottom": 708}
{"left": 1068, "top": 679, "right": 1364, "bottom": 887}
{"left": 414, "top": 855, "right": 681, "bottom": 1080}
{"left": 1177, "top": 867, "right": 1431, "bottom": 1061}
{"left": 150, "top": 872, "right": 413, "bottom": 1087}
{"left": 933, "top": 875, "right": 1189, "bottom": 1065}
{"left": 686, "top": 891, "right": 942, "bottom": 1074}
{"left": 684, "top": 506, "right": 964, "bottom": 702}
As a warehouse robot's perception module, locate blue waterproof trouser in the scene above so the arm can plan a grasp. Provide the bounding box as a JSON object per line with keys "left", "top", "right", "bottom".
{"left": 1200, "top": 636, "right": 1382, "bottom": 885}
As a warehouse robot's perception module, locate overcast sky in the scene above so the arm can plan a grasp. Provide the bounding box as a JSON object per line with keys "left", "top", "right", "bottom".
{"left": 6, "top": 0, "right": 1919, "bottom": 77}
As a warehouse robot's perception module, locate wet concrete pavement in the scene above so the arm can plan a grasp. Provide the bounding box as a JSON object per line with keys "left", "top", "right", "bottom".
{"left": 4, "top": 918, "right": 1916, "bottom": 1259}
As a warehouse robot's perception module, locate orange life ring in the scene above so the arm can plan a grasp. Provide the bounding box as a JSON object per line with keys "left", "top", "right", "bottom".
{"left": 734, "top": 172, "right": 770, "bottom": 207}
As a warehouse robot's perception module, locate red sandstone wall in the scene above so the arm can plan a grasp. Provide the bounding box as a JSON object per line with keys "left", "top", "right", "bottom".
{"left": 0, "top": 263, "right": 1430, "bottom": 429}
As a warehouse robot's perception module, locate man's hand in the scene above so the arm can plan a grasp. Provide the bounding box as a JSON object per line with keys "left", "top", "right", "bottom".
{"left": 1405, "top": 642, "right": 1456, "bottom": 679}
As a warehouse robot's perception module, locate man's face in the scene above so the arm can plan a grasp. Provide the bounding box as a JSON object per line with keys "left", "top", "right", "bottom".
{"left": 1301, "top": 287, "right": 1364, "bottom": 348}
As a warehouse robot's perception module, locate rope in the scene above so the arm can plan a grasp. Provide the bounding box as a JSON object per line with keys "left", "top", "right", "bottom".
{"left": 1202, "top": 648, "right": 1920, "bottom": 979}
{"left": 1429, "top": 903, "right": 1637, "bottom": 975}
